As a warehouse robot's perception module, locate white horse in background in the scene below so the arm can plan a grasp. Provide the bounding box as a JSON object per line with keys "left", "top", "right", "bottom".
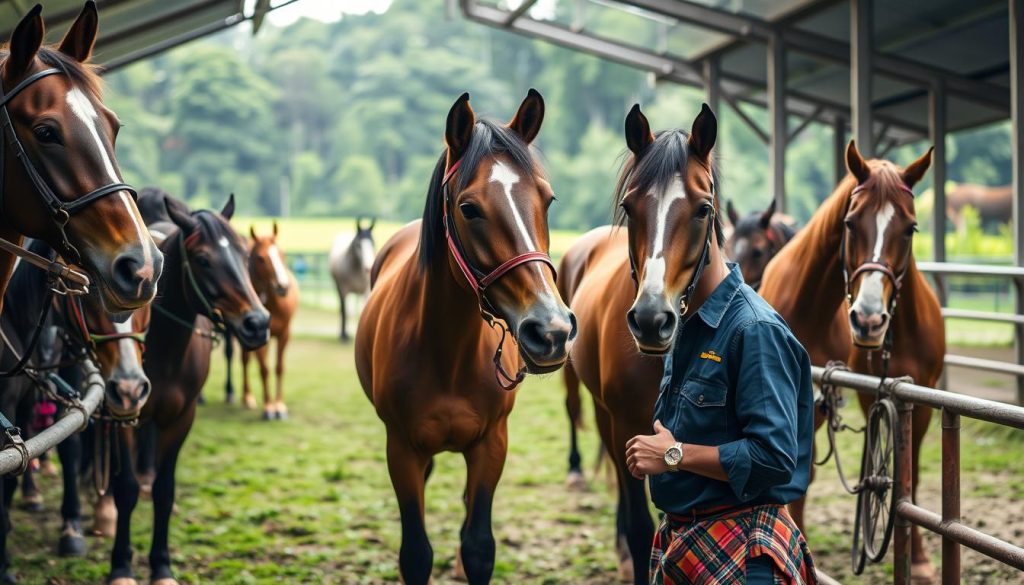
{"left": 328, "top": 217, "right": 376, "bottom": 342}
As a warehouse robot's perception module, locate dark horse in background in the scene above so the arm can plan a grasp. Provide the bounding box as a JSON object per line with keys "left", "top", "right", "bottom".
{"left": 945, "top": 183, "right": 1012, "bottom": 234}
{"left": 760, "top": 141, "right": 944, "bottom": 582}
{"left": 356, "top": 91, "right": 575, "bottom": 584}
{"left": 725, "top": 199, "right": 798, "bottom": 290}
{"left": 0, "top": 2, "right": 162, "bottom": 315}
{"left": 558, "top": 104, "right": 720, "bottom": 584}
{"left": 0, "top": 239, "right": 150, "bottom": 583}
{"left": 107, "top": 192, "right": 269, "bottom": 585}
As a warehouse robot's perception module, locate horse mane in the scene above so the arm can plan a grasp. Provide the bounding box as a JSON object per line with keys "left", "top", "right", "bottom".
{"left": 612, "top": 129, "right": 724, "bottom": 247}
{"left": 0, "top": 47, "right": 103, "bottom": 98}
{"left": 418, "top": 119, "right": 537, "bottom": 272}
{"left": 192, "top": 210, "right": 246, "bottom": 253}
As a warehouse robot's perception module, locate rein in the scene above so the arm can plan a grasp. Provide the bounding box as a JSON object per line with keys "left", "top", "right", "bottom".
{"left": 0, "top": 68, "right": 137, "bottom": 265}
{"left": 441, "top": 157, "right": 557, "bottom": 391}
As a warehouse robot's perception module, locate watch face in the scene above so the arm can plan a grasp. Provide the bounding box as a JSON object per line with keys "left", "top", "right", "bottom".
{"left": 665, "top": 445, "right": 682, "bottom": 466}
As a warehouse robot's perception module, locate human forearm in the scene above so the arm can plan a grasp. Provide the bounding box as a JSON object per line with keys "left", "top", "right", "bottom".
{"left": 677, "top": 443, "right": 728, "bottom": 482}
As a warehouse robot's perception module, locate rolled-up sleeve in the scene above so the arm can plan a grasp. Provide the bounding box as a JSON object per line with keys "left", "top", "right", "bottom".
{"left": 717, "top": 321, "right": 801, "bottom": 502}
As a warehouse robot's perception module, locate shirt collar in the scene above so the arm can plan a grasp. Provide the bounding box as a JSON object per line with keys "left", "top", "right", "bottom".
{"left": 696, "top": 263, "right": 744, "bottom": 329}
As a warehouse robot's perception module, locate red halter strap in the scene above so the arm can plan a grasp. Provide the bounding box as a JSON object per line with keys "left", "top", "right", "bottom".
{"left": 441, "top": 157, "right": 557, "bottom": 391}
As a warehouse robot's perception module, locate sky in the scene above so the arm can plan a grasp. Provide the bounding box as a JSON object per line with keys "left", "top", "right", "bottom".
{"left": 264, "top": 0, "right": 393, "bottom": 26}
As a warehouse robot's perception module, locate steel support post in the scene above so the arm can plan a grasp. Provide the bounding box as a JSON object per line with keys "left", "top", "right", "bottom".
{"left": 851, "top": 0, "right": 874, "bottom": 157}
{"left": 768, "top": 34, "right": 787, "bottom": 212}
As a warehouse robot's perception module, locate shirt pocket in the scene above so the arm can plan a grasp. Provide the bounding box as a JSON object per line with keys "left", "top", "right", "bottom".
{"left": 672, "top": 378, "right": 729, "bottom": 444}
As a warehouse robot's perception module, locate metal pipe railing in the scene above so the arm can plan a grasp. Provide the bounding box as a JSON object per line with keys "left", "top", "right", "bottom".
{"left": 0, "top": 359, "right": 102, "bottom": 475}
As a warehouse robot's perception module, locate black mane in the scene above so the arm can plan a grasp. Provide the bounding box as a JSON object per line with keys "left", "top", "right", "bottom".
{"left": 0, "top": 47, "right": 104, "bottom": 98}
{"left": 418, "top": 119, "right": 537, "bottom": 271}
{"left": 613, "top": 129, "right": 725, "bottom": 247}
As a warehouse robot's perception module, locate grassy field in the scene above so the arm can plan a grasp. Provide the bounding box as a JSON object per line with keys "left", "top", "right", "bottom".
{"left": 6, "top": 306, "right": 1024, "bottom": 584}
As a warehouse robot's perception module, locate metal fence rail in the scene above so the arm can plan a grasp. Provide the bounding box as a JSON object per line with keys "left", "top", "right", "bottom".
{"left": 813, "top": 364, "right": 1024, "bottom": 584}
{"left": 0, "top": 359, "right": 102, "bottom": 475}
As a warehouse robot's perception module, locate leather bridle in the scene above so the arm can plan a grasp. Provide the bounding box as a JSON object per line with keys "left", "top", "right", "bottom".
{"left": 441, "top": 157, "right": 557, "bottom": 391}
{"left": 1, "top": 67, "right": 137, "bottom": 264}
{"left": 64, "top": 293, "right": 147, "bottom": 355}
{"left": 840, "top": 181, "right": 916, "bottom": 356}
{"left": 151, "top": 228, "right": 224, "bottom": 343}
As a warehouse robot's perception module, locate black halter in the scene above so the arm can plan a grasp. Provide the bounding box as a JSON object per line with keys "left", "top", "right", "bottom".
{"left": 0, "top": 67, "right": 137, "bottom": 264}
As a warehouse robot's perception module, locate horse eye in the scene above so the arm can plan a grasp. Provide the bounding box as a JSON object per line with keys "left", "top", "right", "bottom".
{"left": 694, "top": 204, "right": 712, "bottom": 220}
{"left": 905, "top": 225, "right": 918, "bottom": 238}
{"left": 195, "top": 255, "right": 212, "bottom": 268}
{"left": 459, "top": 202, "right": 483, "bottom": 220}
{"left": 33, "top": 125, "right": 61, "bottom": 145}
{"left": 844, "top": 219, "right": 855, "bottom": 230}
{"left": 752, "top": 248, "right": 764, "bottom": 259}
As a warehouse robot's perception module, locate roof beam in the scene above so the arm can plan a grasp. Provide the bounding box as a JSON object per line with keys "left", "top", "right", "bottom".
{"left": 617, "top": 0, "right": 1010, "bottom": 113}
{"left": 505, "top": 0, "right": 539, "bottom": 26}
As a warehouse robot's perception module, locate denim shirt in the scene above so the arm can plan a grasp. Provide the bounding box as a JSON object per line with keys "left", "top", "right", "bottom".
{"left": 649, "top": 263, "right": 814, "bottom": 514}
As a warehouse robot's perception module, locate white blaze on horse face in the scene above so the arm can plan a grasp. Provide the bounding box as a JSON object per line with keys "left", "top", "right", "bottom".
{"left": 872, "top": 203, "right": 895, "bottom": 262}
{"left": 640, "top": 176, "right": 686, "bottom": 298}
{"left": 113, "top": 318, "right": 142, "bottom": 377}
{"left": 66, "top": 88, "right": 154, "bottom": 285}
{"left": 359, "top": 238, "right": 375, "bottom": 272}
{"left": 268, "top": 244, "right": 290, "bottom": 290}
{"left": 218, "top": 237, "right": 230, "bottom": 249}
{"left": 852, "top": 202, "right": 897, "bottom": 318}
{"left": 732, "top": 238, "right": 748, "bottom": 260}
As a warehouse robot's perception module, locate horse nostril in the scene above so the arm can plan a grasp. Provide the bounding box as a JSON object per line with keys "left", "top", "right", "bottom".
{"left": 137, "top": 379, "right": 151, "bottom": 402}
{"left": 567, "top": 312, "right": 578, "bottom": 342}
{"left": 628, "top": 306, "right": 676, "bottom": 344}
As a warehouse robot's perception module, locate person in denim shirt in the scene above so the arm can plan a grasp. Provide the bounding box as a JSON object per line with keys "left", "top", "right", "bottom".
{"left": 620, "top": 103, "right": 816, "bottom": 584}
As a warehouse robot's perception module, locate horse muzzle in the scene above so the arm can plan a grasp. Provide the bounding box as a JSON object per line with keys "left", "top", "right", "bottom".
{"left": 515, "top": 306, "right": 576, "bottom": 373}
{"left": 104, "top": 374, "right": 151, "bottom": 420}
{"left": 627, "top": 295, "right": 677, "bottom": 355}
{"left": 89, "top": 242, "right": 164, "bottom": 312}
{"left": 231, "top": 309, "right": 271, "bottom": 351}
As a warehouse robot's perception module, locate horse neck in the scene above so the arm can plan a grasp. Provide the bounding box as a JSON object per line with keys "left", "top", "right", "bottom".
{"left": 770, "top": 178, "right": 854, "bottom": 316}
{"left": 148, "top": 239, "right": 198, "bottom": 359}
{"left": 419, "top": 253, "right": 490, "bottom": 344}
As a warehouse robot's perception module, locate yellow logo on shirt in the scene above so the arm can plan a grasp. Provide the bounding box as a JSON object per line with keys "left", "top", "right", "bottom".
{"left": 699, "top": 350, "right": 722, "bottom": 363}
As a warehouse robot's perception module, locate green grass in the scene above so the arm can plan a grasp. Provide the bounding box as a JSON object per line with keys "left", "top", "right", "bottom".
{"left": 6, "top": 306, "right": 1024, "bottom": 583}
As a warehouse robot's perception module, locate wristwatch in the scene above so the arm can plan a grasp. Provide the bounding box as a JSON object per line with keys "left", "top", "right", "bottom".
{"left": 664, "top": 442, "right": 683, "bottom": 472}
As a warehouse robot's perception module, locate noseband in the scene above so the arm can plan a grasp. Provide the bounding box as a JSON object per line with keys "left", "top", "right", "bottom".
{"left": 65, "top": 294, "right": 147, "bottom": 355}
{"left": 1, "top": 68, "right": 137, "bottom": 264}
{"left": 441, "top": 157, "right": 557, "bottom": 391}
{"left": 841, "top": 181, "right": 915, "bottom": 353}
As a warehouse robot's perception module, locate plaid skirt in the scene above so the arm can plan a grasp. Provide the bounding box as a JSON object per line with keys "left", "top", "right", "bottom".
{"left": 649, "top": 504, "right": 817, "bottom": 585}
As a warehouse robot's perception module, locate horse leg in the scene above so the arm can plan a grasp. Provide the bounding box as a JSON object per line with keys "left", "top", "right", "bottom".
{"left": 339, "top": 291, "right": 349, "bottom": 342}
{"left": 455, "top": 426, "right": 507, "bottom": 585}
{"left": 0, "top": 476, "right": 16, "bottom": 583}
{"left": 273, "top": 332, "right": 289, "bottom": 420}
{"left": 610, "top": 422, "right": 655, "bottom": 585}
{"left": 590, "top": 399, "right": 632, "bottom": 581}
{"left": 56, "top": 431, "right": 86, "bottom": 556}
{"left": 387, "top": 436, "right": 432, "bottom": 584}
{"left": 223, "top": 331, "right": 235, "bottom": 403}
{"left": 254, "top": 344, "right": 273, "bottom": 420}
{"left": 910, "top": 405, "right": 937, "bottom": 582}
{"left": 149, "top": 417, "right": 193, "bottom": 585}
{"left": 108, "top": 429, "right": 139, "bottom": 585}
{"left": 136, "top": 421, "right": 157, "bottom": 499}
{"left": 563, "top": 363, "right": 586, "bottom": 491}
{"left": 241, "top": 350, "right": 256, "bottom": 410}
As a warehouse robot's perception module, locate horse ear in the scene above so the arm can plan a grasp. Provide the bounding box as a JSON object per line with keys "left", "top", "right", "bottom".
{"left": 902, "top": 146, "right": 934, "bottom": 189}
{"left": 249, "top": 225, "right": 257, "bottom": 240}
{"left": 759, "top": 199, "right": 777, "bottom": 229}
{"left": 624, "top": 104, "right": 654, "bottom": 157}
{"left": 58, "top": 1, "right": 98, "bottom": 63}
{"left": 508, "top": 88, "right": 544, "bottom": 144}
{"left": 355, "top": 216, "right": 364, "bottom": 231}
{"left": 846, "top": 140, "right": 871, "bottom": 184}
{"left": 726, "top": 200, "right": 740, "bottom": 227}
{"left": 164, "top": 197, "right": 198, "bottom": 233}
{"left": 368, "top": 217, "right": 376, "bottom": 231}
{"left": 445, "top": 92, "right": 475, "bottom": 163}
{"left": 272, "top": 219, "right": 278, "bottom": 237}
{"left": 688, "top": 103, "right": 717, "bottom": 161}
{"left": 5, "top": 4, "right": 44, "bottom": 81}
{"left": 221, "top": 193, "right": 236, "bottom": 220}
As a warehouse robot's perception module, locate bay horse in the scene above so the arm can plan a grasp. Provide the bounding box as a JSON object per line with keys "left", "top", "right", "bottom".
{"left": 234, "top": 221, "right": 298, "bottom": 418}
{"left": 356, "top": 90, "right": 575, "bottom": 584}
{"left": 760, "top": 140, "right": 943, "bottom": 580}
{"left": 328, "top": 217, "right": 375, "bottom": 341}
{"left": 107, "top": 192, "right": 269, "bottom": 585}
{"left": 0, "top": 238, "right": 150, "bottom": 582}
{"left": 560, "top": 103, "right": 721, "bottom": 584}
{"left": 0, "top": 3, "right": 162, "bottom": 316}
{"left": 724, "top": 199, "right": 798, "bottom": 289}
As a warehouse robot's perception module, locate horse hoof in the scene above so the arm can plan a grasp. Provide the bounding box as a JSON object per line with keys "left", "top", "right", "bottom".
{"left": 152, "top": 579, "right": 179, "bottom": 585}
{"left": 615, "top": 535, "right": 633, "bottom": 583}
{"left": 58, "top": 533, "right": 87, "bottom": 557}
{"left": 262, "top": 410, "right": 273, "bottom": 421}
{"left": 243, "top": 396, "right": 257, "bottom": 410}
{"left": 911, "top": 560, "right": 938, "bottom": 584}
{"left": 225, "top": 391, "right": 234, "bottom": 404}
{"left": 565, "top": 471, "right": 588, "bottom": 492}
{"left": 275, "top": 404, "right": 288, "bottom": 420}
{"left": 107, "top": 578, "right": 137, "bottom": 585}
{"left": 20, "top": 491, "right": 43, "bottom": 512}
{"left": 453, "top": 546, "right": 466, "bottom": 581}
{"left": 92, "top": 495, "right": 117, "bottom": 538}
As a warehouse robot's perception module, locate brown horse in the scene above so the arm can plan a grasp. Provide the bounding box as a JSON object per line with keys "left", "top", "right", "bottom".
{"left": 561, "top": 104, "right": 721, "bottom": 584}
{"left": 107, "top": 192, "right": 269, "bottom": 585}
{"left": 0, "top": 3, "right": 162, "bottom": 316}
{"left": 760, "top": 140, "right": 943, "bottom": 580}
{"left": 725, "top": 199, "right": 798, "bottom": 290}
{"left": 0, "top": 237, "right": 151, "bottom": 581}
{"left": 238, "top": 221, "right": 298, "bottom": 419}
{"left": 946, "top": 183, "right": 1012, "bottom": 233}
{"left": 356, "top": 90, "right": 575, "bottom": 584}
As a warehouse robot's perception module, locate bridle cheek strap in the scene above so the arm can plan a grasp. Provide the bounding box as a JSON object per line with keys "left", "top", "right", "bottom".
{"left": 442, "top": 157, "right": 557, "bottom": 391}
